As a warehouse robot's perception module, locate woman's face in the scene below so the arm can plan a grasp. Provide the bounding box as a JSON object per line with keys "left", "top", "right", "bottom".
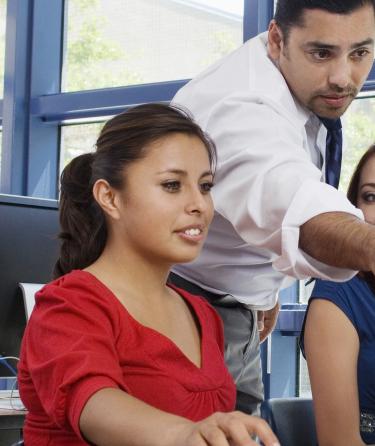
{"left": 113, "top": 132, "right": 214, "bottom": 266}
{"left": 357, "top": 155, "right": 375, "bottom": 225}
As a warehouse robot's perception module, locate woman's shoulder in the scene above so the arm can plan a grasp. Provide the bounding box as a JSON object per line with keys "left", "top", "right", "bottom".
{"left": 34, "top": 269, "right": 120, "bottom": 317}
{"left": 311, "top": 275, "right": 369, "bottom": 303}
{"left": 39, "top": 269, "right": 107, "bottom": 295}
{"left": 309, "top": 275, "right": 375, "bottom": 332}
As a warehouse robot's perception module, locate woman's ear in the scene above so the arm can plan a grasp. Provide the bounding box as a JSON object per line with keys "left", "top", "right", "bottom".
{"left": 92, "top": 179, "right": 121, "bottom": 220}
{"left": 267, "top": 20, "right": 283, "bottom": 62}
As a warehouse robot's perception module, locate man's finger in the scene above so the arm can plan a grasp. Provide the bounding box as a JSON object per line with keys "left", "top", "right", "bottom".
{"left": 257, "top": 311, "right": 265, "bottom": 331}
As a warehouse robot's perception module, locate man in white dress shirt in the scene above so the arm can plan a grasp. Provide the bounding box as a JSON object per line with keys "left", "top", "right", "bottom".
{"left": 169, "top": 0, "right": 375, "bottom": 413}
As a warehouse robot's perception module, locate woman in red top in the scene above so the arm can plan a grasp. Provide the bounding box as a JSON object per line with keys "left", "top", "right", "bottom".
{"left": 18, "top": 103, "right": 279, "bottom": 446}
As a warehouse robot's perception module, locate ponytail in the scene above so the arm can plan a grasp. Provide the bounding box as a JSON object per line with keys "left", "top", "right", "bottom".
{"left": 53, "top": 153, "right": 107, "bottom": 278}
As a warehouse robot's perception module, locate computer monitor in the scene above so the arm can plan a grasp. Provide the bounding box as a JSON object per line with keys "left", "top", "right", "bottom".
{"left": 0, "top": 194, "right": 59, "bottom": 374}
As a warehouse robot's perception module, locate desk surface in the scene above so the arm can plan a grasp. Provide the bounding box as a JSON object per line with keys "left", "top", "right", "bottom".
{"left": 0, "top": 409, "right": 25, "bottom": 429}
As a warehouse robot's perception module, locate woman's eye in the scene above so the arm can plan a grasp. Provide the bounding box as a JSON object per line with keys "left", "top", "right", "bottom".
{"left": 200, "top": 181, "right": 214, "bottom": 193}
{"left": 362, "top": 192, "right": 375, "bottom": 202}
{"left": 162, "top": 181, "right": 180, "bottom": 192}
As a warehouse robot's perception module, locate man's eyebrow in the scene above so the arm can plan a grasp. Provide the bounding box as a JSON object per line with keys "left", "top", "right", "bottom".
{"left": 350, "top": 38, "right": 374, "bottom": 49}
{"left": 303, "top": 38, "right": 374, "bottom": 51}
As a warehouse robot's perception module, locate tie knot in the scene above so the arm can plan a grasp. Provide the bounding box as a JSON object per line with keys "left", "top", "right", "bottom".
{"left": 320, "top": 117, "right": 342, "bottom": 131}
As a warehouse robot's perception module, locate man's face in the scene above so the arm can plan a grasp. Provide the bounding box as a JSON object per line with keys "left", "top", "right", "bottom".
{"left": 268, "top": 4, "right": 375, "bottom": 119}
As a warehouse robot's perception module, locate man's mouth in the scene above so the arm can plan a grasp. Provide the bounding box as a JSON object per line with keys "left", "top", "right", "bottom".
{"left": 320, "top": 94, "right": 350, "bottom": 108}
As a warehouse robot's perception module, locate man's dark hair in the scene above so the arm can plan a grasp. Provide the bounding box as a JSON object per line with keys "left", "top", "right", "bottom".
{"left": 274, "top": 0, "right": 375, "bottom": 42}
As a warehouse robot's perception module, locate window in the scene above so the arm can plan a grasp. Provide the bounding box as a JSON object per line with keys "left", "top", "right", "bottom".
{"left": 59, "top": 0, "right": 243, "bottom": 173}
{"left": 341, "top": 96, "right": 375, "bottom": 191}
{"left": 60, "top": 122, "right": 104, "bottom": 170}
{"left": 63, "top": 0, "right": 244, "bottom": 92}
{"left": 0, "top": 0, "right": 247, "bottom": 198}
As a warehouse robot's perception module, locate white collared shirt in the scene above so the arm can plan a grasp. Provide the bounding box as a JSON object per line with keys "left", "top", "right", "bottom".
{"left": 172, "top": 32, "right": 362, "bottom": 310}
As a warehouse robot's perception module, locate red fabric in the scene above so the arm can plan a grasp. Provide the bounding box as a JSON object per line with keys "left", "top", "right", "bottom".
{"left": 18, "top": 270, "right": 236, "bottom": 445}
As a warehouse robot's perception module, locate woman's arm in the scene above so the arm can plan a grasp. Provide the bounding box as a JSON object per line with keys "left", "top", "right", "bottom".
{"left": 79, "top": 388, "right": 279, "bottom": 446}
{"left": 304, "top": 299, "right": 365, "bottom": 446}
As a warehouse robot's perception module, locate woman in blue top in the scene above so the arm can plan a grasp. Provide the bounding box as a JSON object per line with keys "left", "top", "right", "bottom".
{"left": 301, "top": 144, "right": 375, "bottom": 446}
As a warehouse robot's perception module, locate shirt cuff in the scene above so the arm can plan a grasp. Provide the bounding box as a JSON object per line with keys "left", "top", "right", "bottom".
{"left": 273, "top": 179, "right": 363, "bottom": 280}
{"left": 67, "top": 376, "right": 122, "bottom": 441}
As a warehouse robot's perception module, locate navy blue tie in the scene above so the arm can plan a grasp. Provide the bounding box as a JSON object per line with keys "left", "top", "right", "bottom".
{"left": 320, "top": 117, "right": 343, "bottom": 189}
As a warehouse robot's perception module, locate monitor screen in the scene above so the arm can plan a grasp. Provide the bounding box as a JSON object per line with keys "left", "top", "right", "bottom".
{"left": 0, "top": 194, "right": 59, "bottom": 374}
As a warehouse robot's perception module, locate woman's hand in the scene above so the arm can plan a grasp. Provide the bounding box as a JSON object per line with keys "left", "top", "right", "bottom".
{"left": 171, "top": 411, "right": 280, "bottom": 446}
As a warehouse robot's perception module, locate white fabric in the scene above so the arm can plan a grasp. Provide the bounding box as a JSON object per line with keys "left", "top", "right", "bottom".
{"left": 172, "top": 32, "right": 363, "bottom": 310}
{"left": 19, "top": 283, "right": 44, "bottom": 320}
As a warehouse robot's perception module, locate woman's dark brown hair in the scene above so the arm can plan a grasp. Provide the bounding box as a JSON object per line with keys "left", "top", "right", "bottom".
{"left": 53, "top": 103, "right": 216, "bottom": 278}
{"left": 347, "top": 143, "right": 375, "bottom": 291}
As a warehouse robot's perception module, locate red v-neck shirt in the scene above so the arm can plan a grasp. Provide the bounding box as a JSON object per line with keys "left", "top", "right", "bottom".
{"left": 18, "top": 270, "right": 236, "bottom": 445}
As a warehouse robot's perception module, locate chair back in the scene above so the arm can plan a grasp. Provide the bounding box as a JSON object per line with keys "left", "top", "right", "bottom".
{"left": 261, "top": 397, "right": 317, "bottom": 446}
{"left": 19, "top": 283, "right": 45, "bottom": 320}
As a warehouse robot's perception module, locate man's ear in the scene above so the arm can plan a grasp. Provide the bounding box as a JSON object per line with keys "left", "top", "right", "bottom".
{"left": 92, "top": 179, "right": 121, "bottom": 220}
{"left": 267, "top": 20, "right": 284, "bottom": 62}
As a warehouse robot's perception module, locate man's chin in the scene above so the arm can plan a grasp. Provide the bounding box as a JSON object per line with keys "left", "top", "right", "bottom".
{"left": 310, "top": 104, "right": 350, "bottom": 120}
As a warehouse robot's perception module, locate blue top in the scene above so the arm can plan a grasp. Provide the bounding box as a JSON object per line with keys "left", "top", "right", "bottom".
{"left": 300, "top": 275, "right": 375, "bottom": 444}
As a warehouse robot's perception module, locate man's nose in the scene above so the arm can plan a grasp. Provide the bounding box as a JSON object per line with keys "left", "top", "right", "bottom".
{"left": 328, "top": 58, "right": 352, "bottom": 90}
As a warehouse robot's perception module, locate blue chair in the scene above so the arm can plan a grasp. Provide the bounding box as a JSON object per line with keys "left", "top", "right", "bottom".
{"left": 261, "top": 397, "right": 317, "bottom": 446}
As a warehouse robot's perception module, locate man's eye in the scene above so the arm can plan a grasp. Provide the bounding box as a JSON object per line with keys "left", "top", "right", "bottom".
{"left": 311, "top": 49, "right": 331, "bottom": 60}
{"left": 200, "top": 181, "right": 214, "bottom": 193}
{"left": 352, "top": 48, "right": 370, "bottom": 60}
{"left": 162, "top": 181, "right": 180, "bottom": 192}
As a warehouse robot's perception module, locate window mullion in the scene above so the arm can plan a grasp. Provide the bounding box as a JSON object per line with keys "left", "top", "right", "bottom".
{"left": 244, "top": 0, "right": 274, "bottom": 41}
{"left": 1, "top": 0, "right": 33, "bottom": 195}
{"left": 27, "top": 0, "right": 64, "bottom": 199}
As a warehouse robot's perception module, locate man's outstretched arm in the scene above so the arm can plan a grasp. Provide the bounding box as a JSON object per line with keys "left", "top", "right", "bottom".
{"left": 299, "top": 211, "right": 375, "bottom": 273}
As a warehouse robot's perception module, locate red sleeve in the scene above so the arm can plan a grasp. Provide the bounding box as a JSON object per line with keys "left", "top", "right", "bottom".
{"left": 21, "top": 272, "right": 130, "bottom": 440}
